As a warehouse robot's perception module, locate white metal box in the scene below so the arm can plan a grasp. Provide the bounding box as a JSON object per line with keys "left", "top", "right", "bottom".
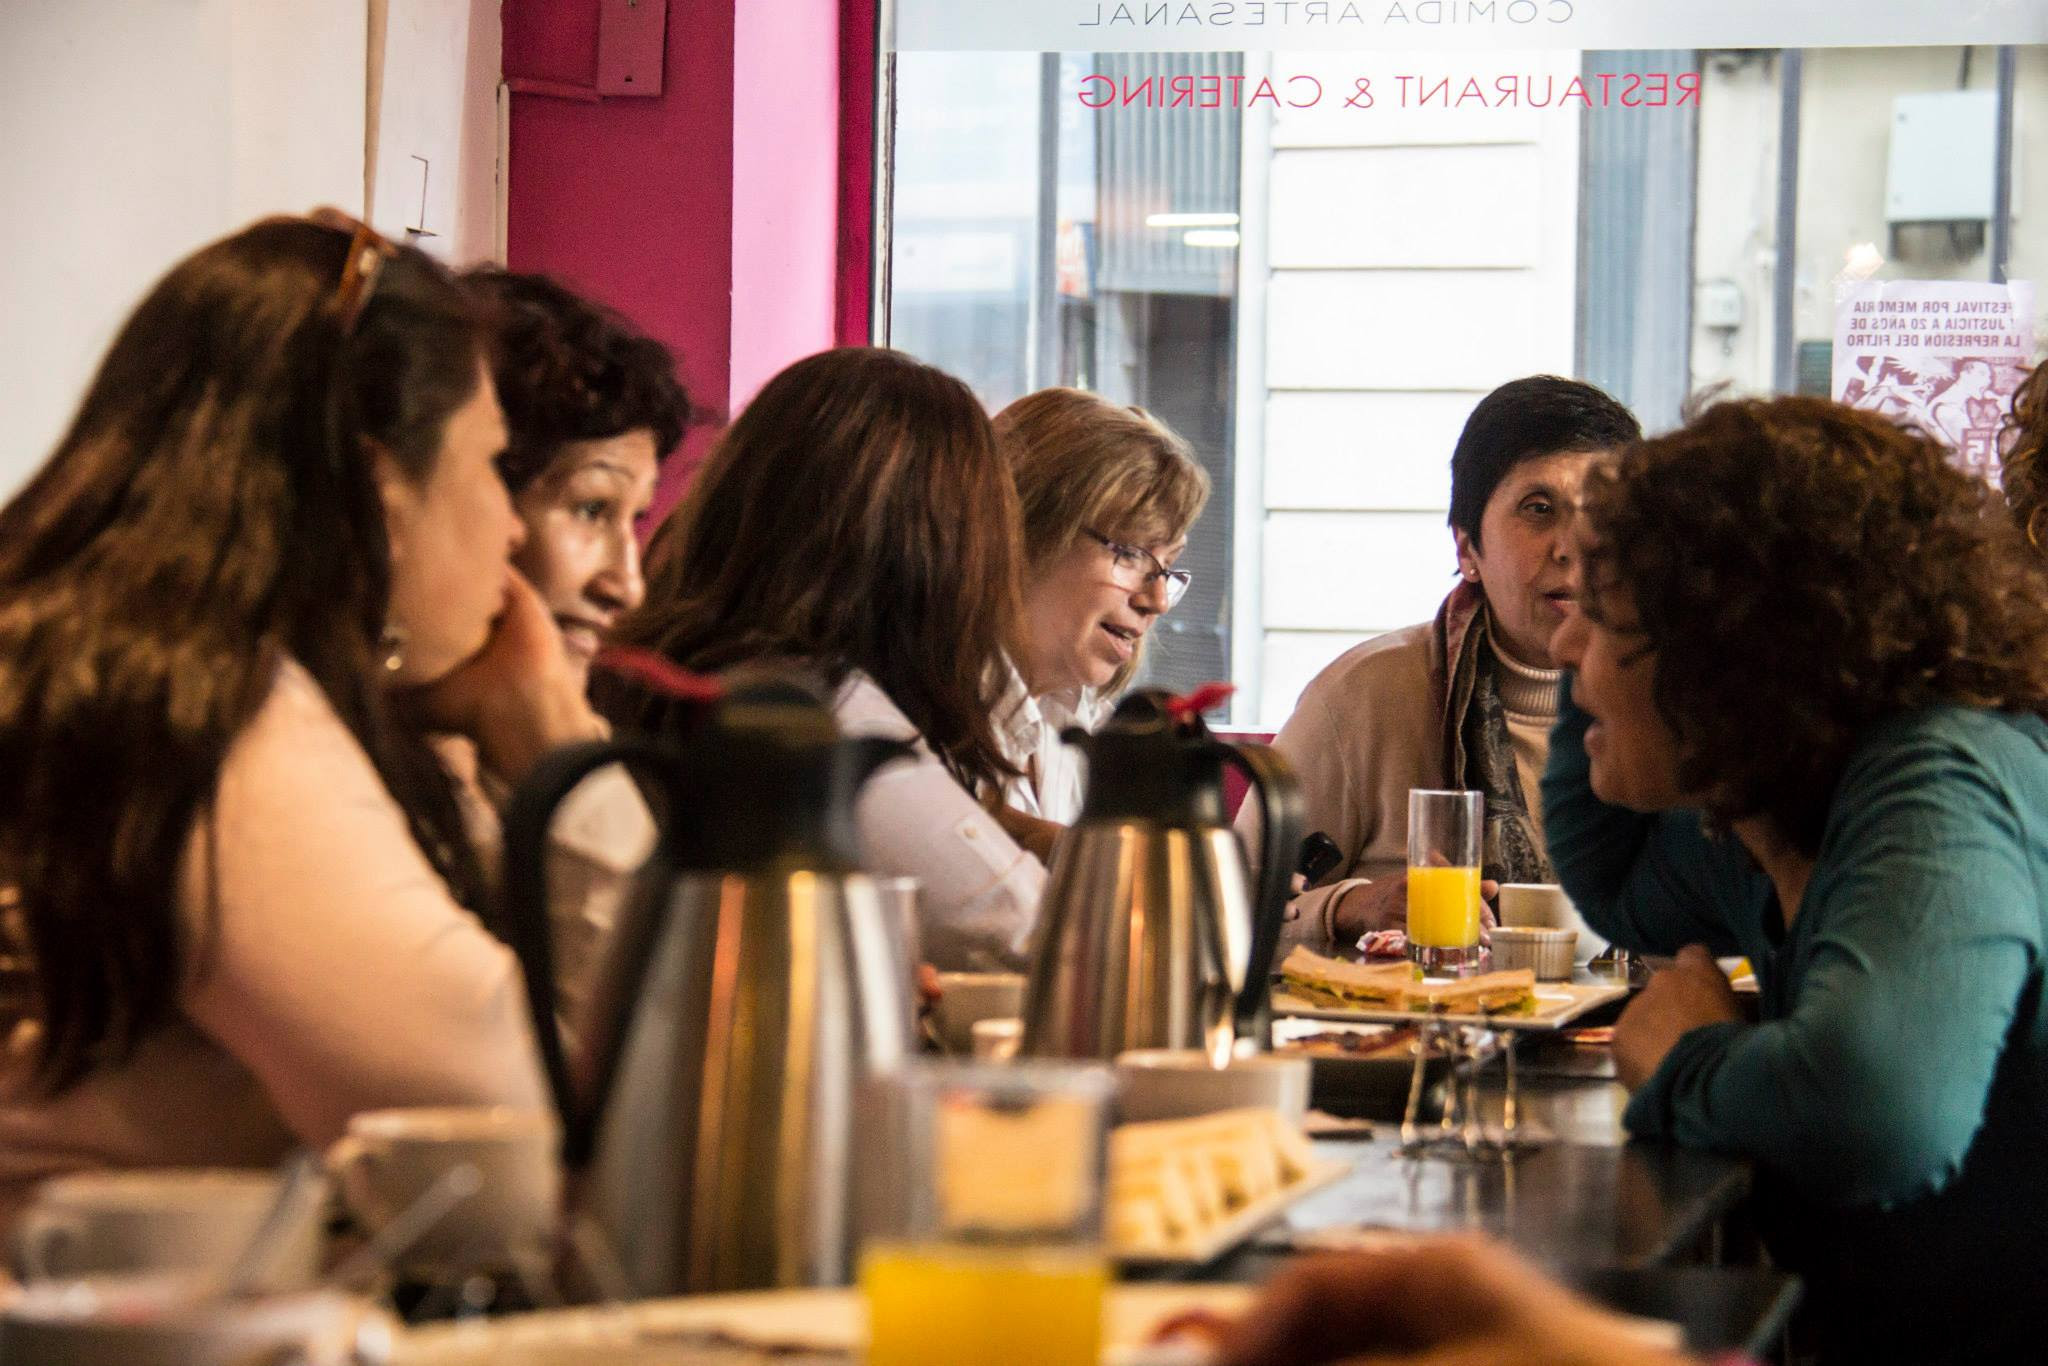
{"left": 1886, "top": 90, "right": 2000, "bottom": 224}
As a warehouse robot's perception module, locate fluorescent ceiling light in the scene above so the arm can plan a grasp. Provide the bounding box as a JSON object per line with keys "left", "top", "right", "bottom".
{"left": 1146, "top": 212, "right": 1240, "bottom": 228}
{"left": 1183, "top": 229, "right": 1241, "bottom": 248}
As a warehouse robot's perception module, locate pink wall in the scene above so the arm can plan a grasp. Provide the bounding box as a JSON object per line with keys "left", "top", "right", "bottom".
{"left": 503, "top": 0, "right": 870, "bottom": 519}
{"left": 729, "top": 0, "right": 841, "bottom": 413}
{"left": 503, "top": 0, "right": 737, "bottom": 506}
{"left": 835, "top": 0, "right": 877, "bottom": 347}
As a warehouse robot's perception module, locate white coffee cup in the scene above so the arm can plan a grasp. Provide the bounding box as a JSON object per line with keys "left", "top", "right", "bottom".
{"left": 11, "top": 1168, "right": 320, "bottom": 1289}
{"left": 970, "top": 1017, "right": 1023, "bottom": 1062}
{"left": 1497, "top": 883, "right": 1608, "bottom": 965}
{"left": 1114, "top": 1049, "right": 1311, "bottom": 1124}
{"left": 0, "top": 1276, "right": 385, "bottom": 1366}
{"left": 871, "top": 876, "right": 923, "bottom": 978}
{"left": 328, "top": 1106, "right": 560, "bottom": 1276}
{"left": 932, "top": 972, "right": 1026, "bottom": 1054}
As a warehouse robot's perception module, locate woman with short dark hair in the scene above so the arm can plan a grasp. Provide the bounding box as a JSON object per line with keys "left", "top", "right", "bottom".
{"left": 1257, "top": 375, "right": 1640, "bottom": 947}
{"left": 462, "top": 269, "right": 688, "bottom": 1027}
{"left": 464, "top": 268, "right": 689, "bottom": 677}
{"left": 1548, "top": 395, "right": 2048, "bottom": 1363}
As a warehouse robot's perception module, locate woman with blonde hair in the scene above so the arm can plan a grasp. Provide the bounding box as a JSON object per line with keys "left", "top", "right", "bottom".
{"left": 990, "top": 388, "right": 1210, "bottom": 847}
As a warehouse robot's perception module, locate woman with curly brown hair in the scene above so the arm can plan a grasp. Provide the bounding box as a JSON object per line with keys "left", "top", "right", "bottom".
{"left": 460, "top": 271, "right": 687, "bottom": 1028}
{"left": 1544, "top": 396, "right": 2048, "bottom": 1364}
{"left": 462, "top": 269, "right": 690, "bottom": 680}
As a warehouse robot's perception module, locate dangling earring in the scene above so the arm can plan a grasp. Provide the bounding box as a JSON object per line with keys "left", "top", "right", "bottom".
{"left": 379, "top": 624, "right": 408, "bottom": 675}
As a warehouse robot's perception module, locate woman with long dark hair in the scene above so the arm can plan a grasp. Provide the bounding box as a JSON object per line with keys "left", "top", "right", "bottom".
{"left": 608, "top": 347, "right": 1044, "bottom": 969}
{"left": 0, "top": 214, "right": 603, "bottom": 1219}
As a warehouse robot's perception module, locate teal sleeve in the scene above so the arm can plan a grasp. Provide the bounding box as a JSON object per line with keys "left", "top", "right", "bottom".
{"left": 1624, "top": 731, "right": 2040, "bottom": 1209}
{"left": 1541, "top": 685, "right": 1748, "bottom": 956}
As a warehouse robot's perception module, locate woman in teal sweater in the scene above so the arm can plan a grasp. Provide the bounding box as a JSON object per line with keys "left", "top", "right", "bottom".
{"left": 1543, "top": 396, "right": 2048, "bottom": 1365}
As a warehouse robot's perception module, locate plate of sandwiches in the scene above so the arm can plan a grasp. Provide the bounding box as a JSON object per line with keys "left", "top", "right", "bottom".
{"left": 1273, "top": 947, "right": 1628, "bottom": 1032}
{"left": 1108, "top": 1107, "right": 1351, "bottom": 1266}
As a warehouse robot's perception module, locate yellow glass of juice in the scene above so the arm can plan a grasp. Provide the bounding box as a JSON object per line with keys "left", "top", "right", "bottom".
{"left": 1407, "top": 789, "right": 1485, "bottom": 973}
{"left": 860, "top": 1061, "right": 1113, "bottom": 1366}
{"left": 1407, "top": 864, "right": 1482, "bottom": 947}
{"left": 862, "top": 1241, "right": 1106, "bottom": 1366}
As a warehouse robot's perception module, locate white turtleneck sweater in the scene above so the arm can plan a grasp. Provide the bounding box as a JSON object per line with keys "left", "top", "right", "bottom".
{"left": 1492, "top": 637, "right": 1563, "bottom": 843}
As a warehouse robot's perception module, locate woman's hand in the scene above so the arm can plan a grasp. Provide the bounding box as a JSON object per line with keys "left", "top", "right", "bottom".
{"left": 1330, "top": 875, "right": 1500, "bottom": 943}
{"left": 1612, "top": 944, "right": 1743, "bottom": 1090}
{"left": 400, "top": 568, "right": 606, "bottom": 786}
{"left": 988, "top": 800, "right": 1065, "bottom": 864}
{"left": 1216, "top": 1236, "right": 1695, "bottom": 1366}
{"left": 1330, "top": 874, "right": 1408, "bottom": 941}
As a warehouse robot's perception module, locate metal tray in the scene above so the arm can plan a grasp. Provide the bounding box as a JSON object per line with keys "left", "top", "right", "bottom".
{"left": 1273, "top": 980, "right": 1629, "bottom": 1033}
{"left": 1276, "top": 1021, "right": 1492, "bottom": 1123}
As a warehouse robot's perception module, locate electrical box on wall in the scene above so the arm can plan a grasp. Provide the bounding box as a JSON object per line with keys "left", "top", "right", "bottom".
{"left": 1886, "top": 90, "right": 1998, "bottom": 224}
{"left": 598, "top": 0, "right": 667, "bottom": 97}
{"left": 1697, "top": 278, "right": 1744, "bottom": 330}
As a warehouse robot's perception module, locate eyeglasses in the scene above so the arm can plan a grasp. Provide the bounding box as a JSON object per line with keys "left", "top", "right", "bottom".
{"left": 1083, "top": 529, "right": 1192, "bottom": 609}
{"left": 308, "top": 206, "right": 399, "bottom": 335}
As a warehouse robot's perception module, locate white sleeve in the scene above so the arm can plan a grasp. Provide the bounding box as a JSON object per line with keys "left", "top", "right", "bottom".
{"left": 1237, "top": 680, "right": 1369, "bottom": 950}
{"left": 835, "top": 676, "right": 1046, "bottom": 971}
{"left": 178, "top": 664, "right": 549, "bottom": 1148}
{"left": 540, "top": 766, "right": 657, "bottom": 1044}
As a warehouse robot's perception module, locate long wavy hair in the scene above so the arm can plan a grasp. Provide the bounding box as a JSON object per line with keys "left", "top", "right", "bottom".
{"left": 607, "top": 348, "right": 1023, "bottom": 792}
{"left": 2003, "top": 361, "right": 2048, "bottom": 552}
{"left": 0, "top": 217, "right": 492, "bottom": 1089}
{"left": 1578, "top": 395, "right": 2048, "bottom": 857}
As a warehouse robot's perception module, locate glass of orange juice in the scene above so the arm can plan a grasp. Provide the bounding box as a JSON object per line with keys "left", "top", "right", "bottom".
{"left": 1407, "top": 789, "right": 1485, "bottom": 975}
{"left": 860, "top": 1061, "right": 1113, "bottom": 1366}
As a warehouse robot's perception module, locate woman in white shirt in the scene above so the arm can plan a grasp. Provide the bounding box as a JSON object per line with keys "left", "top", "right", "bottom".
{"left": 989, "top": 389, "right": 1210, "bottom": 850}
{"left": 466, "top": 268, "right": 688, "bottom": 1031}
{"left": 0, "top": 214, "right": 604, "bottom": 1223}
{"left": 606, "top": 348, "right": 1045, "bottom": 970}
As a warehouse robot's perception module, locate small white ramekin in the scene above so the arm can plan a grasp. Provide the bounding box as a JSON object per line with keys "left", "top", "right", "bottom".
{"left": 1489, "top": 927, "right": 1579, "bottom": 981}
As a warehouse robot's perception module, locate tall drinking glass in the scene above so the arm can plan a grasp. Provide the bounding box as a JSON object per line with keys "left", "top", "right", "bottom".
{"left": 1407, "top": 789, "right": 1485, "bottom": 975}
{"left": 859, "top": 1061, "right": 1112, "bottom": 1366}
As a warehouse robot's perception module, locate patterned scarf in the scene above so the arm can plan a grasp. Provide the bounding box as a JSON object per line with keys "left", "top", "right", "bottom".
{"left": 1431, "top": 581, "right": 1555, "bottom": 885}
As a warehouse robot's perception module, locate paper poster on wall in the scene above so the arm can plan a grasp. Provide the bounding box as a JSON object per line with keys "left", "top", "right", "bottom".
{"left": 1832, "top": 278, "right": 2037, "bottom": 480}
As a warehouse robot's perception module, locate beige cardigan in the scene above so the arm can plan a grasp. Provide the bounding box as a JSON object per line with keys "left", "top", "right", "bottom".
{"left": 1244, "top": 620, "right": 1562, "bottom": 949}
{"left": 0, "top": 662, "right": 556, "bottom": 1229}
{"left": 1248, "top": 623, "right": 1444, "bottom": 947}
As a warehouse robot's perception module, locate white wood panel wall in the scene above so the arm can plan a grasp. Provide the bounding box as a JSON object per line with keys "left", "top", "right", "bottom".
{"left": 0, "top": 0, "right": 368, "bottom": 494}
{"left": 1246, "top": 49, "right": 1582, "bottom": 724}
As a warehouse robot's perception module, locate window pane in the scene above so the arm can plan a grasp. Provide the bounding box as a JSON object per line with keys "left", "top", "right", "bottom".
{"left": 890, "top": 52, "right": 1243, "bottom": 700}
{"left": 886, "top": 41, "right": 2046, "bottom": 724}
